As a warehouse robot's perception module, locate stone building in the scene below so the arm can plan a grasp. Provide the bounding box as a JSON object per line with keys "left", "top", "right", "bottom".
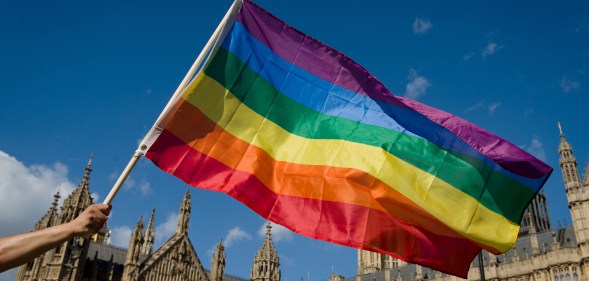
{"left": 15, "top": 158, "right": 281, "bottom": 281}
{"left": 352, "top": 124, "right": 589, "bottom": 281}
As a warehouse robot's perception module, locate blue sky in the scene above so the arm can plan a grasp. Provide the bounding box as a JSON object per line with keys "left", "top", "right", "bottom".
{"left": 1, "top": 0, "right": 588, "bottom": 280}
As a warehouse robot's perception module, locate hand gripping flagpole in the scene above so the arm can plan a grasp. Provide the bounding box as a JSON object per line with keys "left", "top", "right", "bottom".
{"left": 102, "top": 0, "right": 244, "bottom": 205}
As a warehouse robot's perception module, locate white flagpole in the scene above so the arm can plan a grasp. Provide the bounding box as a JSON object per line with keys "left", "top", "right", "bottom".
{"left": 103, "top": 0, "right": 243, "bottom": 205}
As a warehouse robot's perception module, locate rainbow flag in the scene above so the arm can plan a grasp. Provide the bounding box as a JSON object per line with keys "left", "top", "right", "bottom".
{"left": 142, "top": 0, "right": 552, "bottom": 277}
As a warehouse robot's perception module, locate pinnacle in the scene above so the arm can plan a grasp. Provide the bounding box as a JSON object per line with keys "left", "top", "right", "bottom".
{"left": 266, "top": 222, "right": 272, "bottom": 240}
{"left": 52, "top": 191, "right": 61, "bottom": 208}
{"left": 136, "top": 216, "right": 144, "bottom": 229}
{"left": 83, "top": 154, "right": 93, "bottom": 181}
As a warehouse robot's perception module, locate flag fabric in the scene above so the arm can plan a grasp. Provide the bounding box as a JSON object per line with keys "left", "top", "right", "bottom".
{"left": 142, "top": 0, "right": 552, "bottom": 277}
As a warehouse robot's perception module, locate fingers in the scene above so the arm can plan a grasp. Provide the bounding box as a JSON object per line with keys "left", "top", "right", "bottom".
{"left": 90, "top": 204, "right": 111, "bottom": 229}
{"left": 73, "top": 204, "right": 113, "bottom": 236}
{"left": 90, "top": 217, "right": 103, "bottom": 232}
{"left": 94, "top": 204, "right": 112, "bottom": 216}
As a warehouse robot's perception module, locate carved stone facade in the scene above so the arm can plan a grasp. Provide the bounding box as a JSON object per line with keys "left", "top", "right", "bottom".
{"left": 353, "top": 124, "right": 589, "bottom": 281}
{"left": 120, "top": 190, "right": 217, "bottom": 281}
{"left": 15, "top": 159, "right": 281, "bottom": 281}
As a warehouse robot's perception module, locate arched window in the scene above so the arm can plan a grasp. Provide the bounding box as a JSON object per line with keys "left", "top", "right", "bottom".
{"left": 556, "top": 274, "right": 560, "bottom": 281}
{"left": 574, "top": 273, "right": 579, "bottom": 281}
{"left": 26, "top": 260, "right": 34, "bottom": 271}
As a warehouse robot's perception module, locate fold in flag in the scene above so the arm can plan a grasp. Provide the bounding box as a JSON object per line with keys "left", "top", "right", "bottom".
{"left": 141, "top": 0, "right": 552, "bottom": 277}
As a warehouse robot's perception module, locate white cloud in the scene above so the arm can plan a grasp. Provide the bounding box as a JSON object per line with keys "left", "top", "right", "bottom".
{"left": 488, "top": 102, "right": 501, "bottom": 114}
{"left": 110, "top": 226, "right": 133, "bottom": 248}
{"left": 481, "top": 42, "right": 502, "bottom": 59}
{"left": 138, "top": 180, "right": 152, "bottom": 196}
{"left": 91, "top": 192, "right": 101, "bottom": 203}
{"left": 224, "top": 226, "right": 252, "bottom": 247}
{"left": 404, "top": 69, "right": 430, "bottom": 100}
{"left": 0, "top": 150, "right": 76, "bottom": 237}
{"left": 207, "top": 226, "right": 253, "bottom": 260}
{"left": 463, "top": 101, "right": 501, "bottom": 115}
{"left": 464, "top": 101, "right": 484, "bottom": 113}
{"left": 523, "top": 136, "right": 547, "bottom": 161}
{"left": 560, "top": 76, "right": 580, "bottom": 93}
{"left": 155, "top": 212, "right": 179, "bottom": 247}
{"left": 258, "top": 222, "right": 293, "bottom": 243}
{"left": 412, "top": 18, "right": 432, "bottom": 34}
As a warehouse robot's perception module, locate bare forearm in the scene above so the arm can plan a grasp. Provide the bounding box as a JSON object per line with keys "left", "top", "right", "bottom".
{"left": 0, "top": 222, "right": 77, "bottom": 272}
{"left": 0, "top": 204, "right": 110, "bottom": 273}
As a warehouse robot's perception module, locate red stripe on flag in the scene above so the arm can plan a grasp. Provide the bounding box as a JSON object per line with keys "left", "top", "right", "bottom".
{"left": 146, "top": 129, "right": 480, "bottom": 277}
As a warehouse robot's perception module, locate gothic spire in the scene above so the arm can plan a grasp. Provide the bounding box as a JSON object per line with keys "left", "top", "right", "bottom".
{"left": 177, "top": 189, "right": 191, "bottom": 234}
{"left": 60, "top": 155, "right": 94, "bottom": 223}
{"left": 142, "top": 209, "right": 156, "bottom": 256}
{"left": 211, "top": 239, "right": 226, "bottom": 281}
{"left": 135, "top": 216, "right": 144, "bottom": 231}
{"left": 260, "top": 223, "right": 277, "bottom": 258}
{"left": 34, "top": 191, "right": 61, "bottom": 230}
{"left": 558, "top": 122, "right": 573, "bottom": 151}
{"left": 251, "top": 222, "right": 280, "bottom": 281}
{"left": 83, "top": 154, "right": 93, "bottom": 184}
{"left": 123, "top": 216, "right": 144, "bottom": 281}
{"left": 52, "top": 191, "right": 60, "bottom": 209}
{"left": 558, "top": 122, "right": 580, "bottom": 190}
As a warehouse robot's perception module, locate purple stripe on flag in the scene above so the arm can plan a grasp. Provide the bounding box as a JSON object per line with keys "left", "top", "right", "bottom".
{"left": 236, "top": 0, "right": 551, "bottom": 178}
{"left": 396, "top": 96, "right": 552, "bottom": 177}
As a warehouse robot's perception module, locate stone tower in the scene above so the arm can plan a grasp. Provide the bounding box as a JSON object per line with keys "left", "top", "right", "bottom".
{"left": 122, "top": 217, "right": 144, "bottom": 281}
{"left": 559, "top": 123, "right": 589, "bottom": 259}
{"left": 16, "top": 156, "right": 95, "bottom": 281}
{"left": 250, "top": 223, "right": 280, "bottom": 281}
{"left": 559, "top": 122, "right": 582, "bottom": 190}
{"left": 210, "top": 240, "right": 226, "bottom": 281}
